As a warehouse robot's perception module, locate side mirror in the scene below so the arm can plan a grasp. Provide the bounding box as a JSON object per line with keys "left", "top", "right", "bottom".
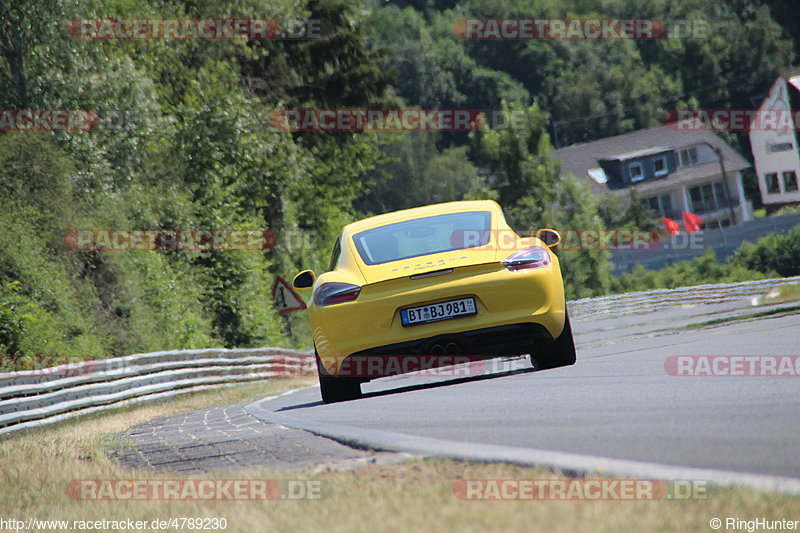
{"left": 536, "top": 228, "right": 561, "bottom": 249}
{"left": 293, "top": 270, "right": 316, "bottom": 289}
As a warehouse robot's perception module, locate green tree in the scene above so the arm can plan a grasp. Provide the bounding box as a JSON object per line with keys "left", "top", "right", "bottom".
{"left": 471, "top": 101, "right": 613, "bottom": 298}
{"left": 357, "top": 133, "right": 479, "bottom": 214}
{"left": 471, "top": 101, "right": 559, "bottom": 213}
{"left": 0, "top": 0, "right": 67, "bottom": 106}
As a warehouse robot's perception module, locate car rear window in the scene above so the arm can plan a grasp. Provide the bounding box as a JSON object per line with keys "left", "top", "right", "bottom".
{"left": 352, "top": 210, "right": 492, "bottom": 266}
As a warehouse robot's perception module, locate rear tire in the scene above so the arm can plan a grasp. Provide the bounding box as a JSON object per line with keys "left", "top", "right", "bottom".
{"left": 316, "top": 349, "right": 362, "bottom": 403}
{"left": 531, "top": 313, "right": 576, "bottom": 370}
{"left": 319, "top": 375, "right": 362, "bottom": 403}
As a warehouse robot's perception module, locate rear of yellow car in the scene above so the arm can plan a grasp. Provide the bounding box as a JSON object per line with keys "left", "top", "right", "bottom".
{"left": 293, "top": 200, "right": 575, "bottom": 403}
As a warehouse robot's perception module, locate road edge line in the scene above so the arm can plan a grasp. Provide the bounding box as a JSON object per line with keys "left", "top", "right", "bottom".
{"left": 246, "top": 394, "right": 800, "bottom": 495}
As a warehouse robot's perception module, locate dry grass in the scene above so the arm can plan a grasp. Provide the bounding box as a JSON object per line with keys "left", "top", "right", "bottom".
{"left": 764, "top": 284, "right": 800, "bottom": 304}
{"left": 0, "top": 377, "right": 798, "bottom": 533}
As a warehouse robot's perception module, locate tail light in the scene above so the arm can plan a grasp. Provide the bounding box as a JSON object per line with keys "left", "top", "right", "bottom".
{"left": 502, "top": 246, "right": 550, "bottom": 271}
{"left": 313, "top": 282, "right": 361, "bottom": 306}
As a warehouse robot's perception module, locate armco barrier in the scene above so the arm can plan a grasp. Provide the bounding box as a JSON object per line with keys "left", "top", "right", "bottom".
{"left": 568, "top": 276, "right": 800, "bottom": 320}
{"left": 0, "top": 348, "right": 312, "bottom": 435}
{"left": 1, "top": 277, "right": 798, "bottom": 436}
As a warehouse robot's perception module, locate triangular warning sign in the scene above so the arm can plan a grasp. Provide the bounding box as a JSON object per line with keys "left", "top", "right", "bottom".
{"left": 272, "top": 276, "right": 307, "bottom": 315}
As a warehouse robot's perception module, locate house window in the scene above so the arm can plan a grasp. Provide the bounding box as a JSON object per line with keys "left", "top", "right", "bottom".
{"left": 783, "top": 171, "right": 799, "bottom": 192}
{"left": 645, "top": 194, "right": 673, "bottom": 218}
{"left": 629, "top": 162, "right": 644, "bottom": 182}
{"left": 713, "top": 182, "right": 728, "bottom": 207}
{"left": 679, "top": 147, "right": 698, "bottom": 167}
{"left": 689, "top": 182, "right": 728, "bottom": 213}
{"left": 653, "top": 156, "right": 668, "bottom": 176}
{"left": 768, "top": 143, "right": 793, "bottom": 153}
{"left": 765, "top": 172, "right": 780, "bottom": 194}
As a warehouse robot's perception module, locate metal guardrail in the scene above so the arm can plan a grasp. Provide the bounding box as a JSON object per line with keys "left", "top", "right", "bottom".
{"left": 0, "top": 348, "right": 313, "bottom": 436}
{"left": 568, "top": 276, "right": 800, "bottom": 320}
{"left": 1, "top": 276, "right": 798, "bottom": 436}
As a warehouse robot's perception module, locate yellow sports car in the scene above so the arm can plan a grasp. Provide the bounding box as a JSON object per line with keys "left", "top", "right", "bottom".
{"left": 292, "top": 200, "right": 575, "bottom": 402}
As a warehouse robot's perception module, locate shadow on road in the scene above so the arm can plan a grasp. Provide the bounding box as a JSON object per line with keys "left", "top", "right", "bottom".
{"left": 275, "top": 362, "right": 541, "bottom": 411}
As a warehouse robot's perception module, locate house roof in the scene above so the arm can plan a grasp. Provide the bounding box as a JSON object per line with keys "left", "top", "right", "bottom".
{"left": 552, "top": 123, "right": 751, "bottom": 195}
{"left": 607, "top": 146, "right": 672, "bottom": 160}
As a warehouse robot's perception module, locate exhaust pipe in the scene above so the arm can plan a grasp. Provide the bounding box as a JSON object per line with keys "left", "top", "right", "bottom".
{"left": 445, "top": 342, "right": 460, "bottom": 355}
{"left": 430, "top": 344, "right": 444, "bottom": 355}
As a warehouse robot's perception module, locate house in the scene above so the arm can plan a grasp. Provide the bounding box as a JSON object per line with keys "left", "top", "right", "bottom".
{"left": 748, "top": 67, "right": 800, "bottom": 210}
{"left": 552, "top": 124, "right": 753, "bottom": 228}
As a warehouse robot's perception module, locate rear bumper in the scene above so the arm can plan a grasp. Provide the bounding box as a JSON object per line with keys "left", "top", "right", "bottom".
{"left": 351, "top": 322, "right": 553, "bottom": 357}
{"left": 311, "top": 261, "right": 566, "bottom": 358}
{"left": 317, "top": 322, "right": 555, "bottom": 379}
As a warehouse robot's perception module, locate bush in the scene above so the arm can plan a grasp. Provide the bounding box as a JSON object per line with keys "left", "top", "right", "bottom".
{"left": 0, "top": 281, "right": 25, "bottom": 359}
{"left": 730, "top": 224, "right": 800, "bottom": 277}
{"left": 610, "top": 249, "right": 777, "bottom": 294}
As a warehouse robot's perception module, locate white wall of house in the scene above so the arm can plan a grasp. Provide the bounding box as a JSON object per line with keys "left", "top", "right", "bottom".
{"left": 749, "top": 76, "right": 800, "bottom": 205}
{"left": 735, "top": 171, "right": 753, "bottom": 222}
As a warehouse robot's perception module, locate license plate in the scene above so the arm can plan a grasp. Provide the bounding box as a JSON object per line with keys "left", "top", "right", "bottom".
{"left": 400, "top": 297, "right": 477, "bottom": 327}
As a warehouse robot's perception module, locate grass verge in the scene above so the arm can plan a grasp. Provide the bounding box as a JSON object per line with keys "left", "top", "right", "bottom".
{"left": 0, "top": 378, "right": 798, "bottom": 533}
{"left": 685, "top": 305, "right": 800, "bottom": 329}
{"left": 763, "top": 284, "right": 800, "bottom": 304}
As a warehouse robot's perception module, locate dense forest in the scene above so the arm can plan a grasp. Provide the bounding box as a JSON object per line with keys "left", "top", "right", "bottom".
{"left": 1, "top": 0, "right": 798, "bottom": 363}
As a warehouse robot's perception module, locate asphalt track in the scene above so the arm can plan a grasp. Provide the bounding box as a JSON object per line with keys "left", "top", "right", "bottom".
{"left": 247, "top": 301, "right": 800, "bottom": 489}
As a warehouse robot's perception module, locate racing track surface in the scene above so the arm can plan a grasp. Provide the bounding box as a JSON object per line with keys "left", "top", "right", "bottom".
{"left": 248, "top": 302, "right": 800, "bottom": 484}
